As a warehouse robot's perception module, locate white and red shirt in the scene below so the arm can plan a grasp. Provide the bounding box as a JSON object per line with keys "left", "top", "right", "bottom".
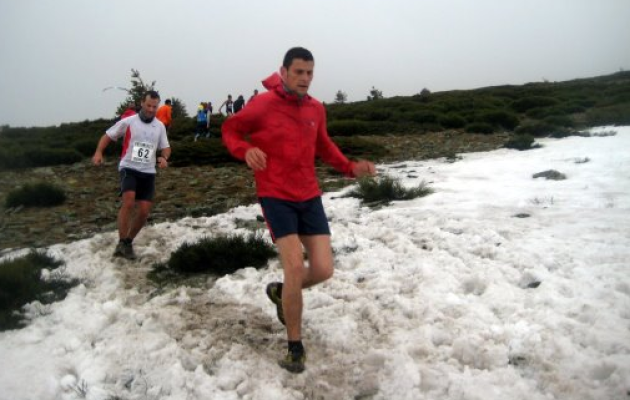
{"left": 106, "top": 114, "right": 170, "bottom": 174}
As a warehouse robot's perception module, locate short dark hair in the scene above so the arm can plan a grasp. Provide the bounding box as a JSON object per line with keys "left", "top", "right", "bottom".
{"left": 283, "top": 47, "right": 314, "bottom": 69}
{"left": 143, "top": 90, "right": 160, "bottom": 101}
{"left": 165, "top": 99, "right": 172, "bottom": 105}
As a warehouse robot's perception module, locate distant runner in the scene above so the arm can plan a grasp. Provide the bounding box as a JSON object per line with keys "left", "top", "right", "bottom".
{"left": 92, "top": 90, "right": 171, "bottom": 260}
{"left": 219, "top": 95, "right": 234, "bottom": 116}
{"left": 222, "top": 47, "right": 376, "bottom": 373}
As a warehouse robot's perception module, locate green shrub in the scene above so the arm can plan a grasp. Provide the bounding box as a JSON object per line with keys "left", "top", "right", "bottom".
{"left": 475, "top": 110, "right": 520, "bottom": 130}
{"left": 5, "top": 182, "right": 66, "bottom": 208}
{"left": 73, "top": 138, "right": 99, "bottom": 157}
{"left": 505, "top": 134, "right": 536, "bottom": 151}
{"left": 169, "top": 139, "right": 239, "bottom": 167}
{"left": 406, "top": 111, "right": 439, "bottom": 124}
{"left": 344, "top": 176, "right": 433, "bottom": 207}
{"left": 331, "top": 137, "right": 388, "bottom": 160}
{"left": 438, "top": 113, "right": 467, "bottom": 129}
{"left": 361, "top": 109, "right": 393, "bottom": 121}
{"left": 327, "top": 120, "right": 371, "bottom": 136}
{"left": 31, "top": 148, "right": 83, "bottom": 167}
{"left": 166, "top": 117, "right": 196, "bottom": 140}
{"left": 544, "top": 115, "right": 575, "bottom": 128}
{"left": 0, "top": 149, "right": 30, "bottom": 169}
{"left": 465, "top": 122, "right": 495, "bottom": 134}
{"left": 584, "top": 104, "right": 630, "bottom": 126}
{"left": 150, "top": 234, "right": 276, "bottom": 281}
{"left": 0, "top": 251, "right": 78, "bottom": 331}
{"left": 511, "top": 96, "right": 560, "bottom": 113}
{"left": 515, "top": 122, "right": 557, "bottom": 137}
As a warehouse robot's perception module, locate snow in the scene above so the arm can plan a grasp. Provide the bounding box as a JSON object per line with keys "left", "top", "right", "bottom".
{"left": 1, "top": 127, "right": 629, "bottom": 400}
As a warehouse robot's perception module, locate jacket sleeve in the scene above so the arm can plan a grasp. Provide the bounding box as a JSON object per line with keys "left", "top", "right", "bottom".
{"left": 315, "top": 105, "right": 356, "bottom": 177}
{"left": 221, "top": 101, "right": 262, "bottom": 160}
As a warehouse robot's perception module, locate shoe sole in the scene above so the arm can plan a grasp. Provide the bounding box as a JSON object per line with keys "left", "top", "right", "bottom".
{"left": 278, "top": 360, "right": 305, "bottom": 374}
{"left": 266, "top": 283, "right": 285, "bottom": 325}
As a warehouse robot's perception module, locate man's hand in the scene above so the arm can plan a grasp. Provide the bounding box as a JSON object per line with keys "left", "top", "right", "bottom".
{"left": 245, "top": 148, "right": 267, "bottom": 171}
{"left": 92, "top": 152, "right": 104, "bottom": 166}
{"left": 157, "top": 156, "right": 169, "bottom": 169}
{"left": 353, "top": 160, "right": 376, "bottom": 178}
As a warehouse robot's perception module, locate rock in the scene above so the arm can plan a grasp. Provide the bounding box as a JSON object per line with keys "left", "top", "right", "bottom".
{"left": 533, "top": 170, "right": 566, "bottom": 180}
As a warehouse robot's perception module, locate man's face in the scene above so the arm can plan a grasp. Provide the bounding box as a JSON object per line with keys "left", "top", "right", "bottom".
{"left": 281, "top": 58, "right": 314, "bottom": 97}
{"left": 141, "top": 96, "right": 160, "bottom": 118}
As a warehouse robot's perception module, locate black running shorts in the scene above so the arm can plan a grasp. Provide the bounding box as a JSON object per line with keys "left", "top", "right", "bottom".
{"left": 119, "top": 168, "right": 156, "bottom": 201}
{"left": 259, "top": 196, "right": 331, "bottom": 241}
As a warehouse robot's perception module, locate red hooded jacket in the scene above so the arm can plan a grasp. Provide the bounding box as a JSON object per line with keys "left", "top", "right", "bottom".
{"left": 222, "top": 73, "right": 355, "bottom": 201}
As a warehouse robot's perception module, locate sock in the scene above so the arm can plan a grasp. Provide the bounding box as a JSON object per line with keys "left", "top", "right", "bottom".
{"left": 288, "top": 340, "right": 304, "bottom": 356}
{"left": 121, "top": 238, "right": 132, "bottom": 245}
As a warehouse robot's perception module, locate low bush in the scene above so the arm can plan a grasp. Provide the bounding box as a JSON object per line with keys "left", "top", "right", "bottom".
{"left": 475, "top": 110, "right": 520, "bottom": 130}
{"left": 327, "top": 120, "right": 371, "bottom": 136}
{"left": 0, "top": 149, "right": 30, "bottom": 169}
{"left": 465, "top": 122, "right": 495, "bottom": 134}
{"left": 5, "top": 182, "right": 66, "bottom": 208}
{"left": 344, "top": 176, "right": 433, "bottom": 207}
{"left": 149, "top": 234, "right": 276, "bottom": 283}
{"left": 438, "top": 113, "right": 467, "bottom": 129}
{"left": 584, "top": 104, "right": 630, "bottom": 126}
{"left": 331, "top": 137, "right": 388, "bottom": 160}
{"left": 0, "top": 251, "right": 78, "bottom": 331}
{"left": 169, "top": 139, "right": 239, "bottom": 167}
{"left": 515, "top": 122, "right": 558, "bottom": 137}
{"left": 31, "top": 148, "right": 83, "bottom": 167}
{"left": 511, "top": 96, "right": 560, "bottom": 113}
{"left": 406, "top": 110, "right": 440, "bottom": 124}
{"left": 505, "top": 134, "right": 536, "bottom": 151}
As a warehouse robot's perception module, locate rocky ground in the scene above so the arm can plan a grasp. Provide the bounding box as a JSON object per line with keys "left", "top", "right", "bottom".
{"left": 0, "top": 132, "right": 507, "bottom": 252}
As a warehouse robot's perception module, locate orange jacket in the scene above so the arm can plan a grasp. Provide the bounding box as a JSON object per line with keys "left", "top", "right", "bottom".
{"left": 156, "top": 104, "right": 172, "bottom": 127}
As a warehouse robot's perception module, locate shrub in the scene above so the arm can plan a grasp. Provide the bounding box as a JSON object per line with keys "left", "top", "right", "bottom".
{"left": 361, "top": 109, "right": 393, "bottom": 121}
{"left": 30, "top": 148, "right": 83, "bottom": 167}
{"left": 515, "top": 122, "right": 557, "bottom": 137}
{"left": 505, "top": 134, "right": 536, "bottom": 151}
{"left": 511, "top": 96, "right": 560, "bottom": 113}
{"left": 344, "top": 176, "right": 433, "bottom": 207}
{"left": 5, "top": 182, "right": 66, "bottom": 208}
{"left": 327, "top": 120, "right": 371, "bottom": 136}
{"left": 331, "top": 137, "right": 388, "bottom": 160}
{"left": 167, "top": 117, "right": 197, "bottom": 140}
{"left": 465, "top": 122, "right": 495, "bottom": 134}
{"left": 0, "top": 149, "right": 30, "bottom": 169}
{"left": 544, "top": 115, "right": 575, "bottom": 128}
{"left": 407, "top": 110, "right": 440, "bottom": 124}
{"left": 585, "top": 104, "right": 630, "bottom": 126}
{"left": 169, "top": 139, "right": 239, "bottom": 167}
{"left": 0, "top": 251, "right": 78, "bottom": 331}
{"left": 149, "top": 234, "right": 276, "bottom": 282}
{"left": 475, "top": 110, "right": 520, "bottom": 130}
{"left": 438, "top": 113, "right": 467, "bottom": 129}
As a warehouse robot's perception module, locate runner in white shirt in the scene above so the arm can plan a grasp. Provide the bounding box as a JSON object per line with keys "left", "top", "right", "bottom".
{"left": 92, "top": 91, "right": 171, "bottom": 259}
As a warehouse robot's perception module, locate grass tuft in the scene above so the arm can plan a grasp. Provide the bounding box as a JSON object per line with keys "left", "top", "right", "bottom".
{"left": 149, "top": 234, "right": 276, "bottom": 284}
{"left": 5, "top": 182, "right": 66, "bottom": 208}
{"left": 344, "top": 176, "right": 433, "bottom": 207}
{"left": 0, "top": 251, "right": 78, "bottom": 331}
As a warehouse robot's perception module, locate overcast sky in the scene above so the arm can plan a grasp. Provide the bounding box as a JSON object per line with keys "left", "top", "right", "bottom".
{"left": 1, "top": 0, "right": 629, "bottom": 128}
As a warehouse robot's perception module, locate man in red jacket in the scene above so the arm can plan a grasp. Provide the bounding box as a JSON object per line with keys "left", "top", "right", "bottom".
{"left": 222, "top": 47, "right": 375, "bottom": 373}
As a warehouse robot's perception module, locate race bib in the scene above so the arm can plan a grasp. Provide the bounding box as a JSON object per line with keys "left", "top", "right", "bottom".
{"left": 131, "top": 141, "right": 155, "bottom": 163}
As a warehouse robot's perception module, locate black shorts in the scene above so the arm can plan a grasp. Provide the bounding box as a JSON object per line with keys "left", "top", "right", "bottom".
{"left": 259, "top": 196, "right": 331, "bottom": 241}
{"left": 119, "top": 168, "right": 156, "bottom": 201}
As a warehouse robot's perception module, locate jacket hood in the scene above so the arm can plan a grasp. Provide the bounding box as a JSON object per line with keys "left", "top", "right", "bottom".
{"left": 262, "top": 72, "right": 311, "bottom": 102}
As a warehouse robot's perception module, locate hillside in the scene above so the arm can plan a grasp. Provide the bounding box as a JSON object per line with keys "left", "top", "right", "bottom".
{"left": 1, "top": 71, "right": 629, "bottom": 250}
